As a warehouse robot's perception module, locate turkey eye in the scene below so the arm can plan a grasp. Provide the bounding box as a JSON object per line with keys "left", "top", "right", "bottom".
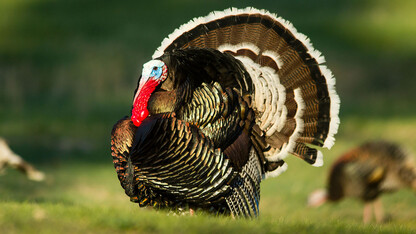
{"left": 153, "top": 67, "right": 158, "bottom": 71}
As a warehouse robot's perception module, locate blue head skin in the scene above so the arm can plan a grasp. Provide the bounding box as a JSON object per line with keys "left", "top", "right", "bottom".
{"left": 133, "top": 60, "right": 167, "bottom": 103}
{"left": 149, "top": 63, "right": 163, "bottom": 80}
{"left": 142, "top": 60, "right": 165, "bottom": 81}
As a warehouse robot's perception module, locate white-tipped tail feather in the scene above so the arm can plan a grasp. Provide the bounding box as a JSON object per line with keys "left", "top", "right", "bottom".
{"left": 319, "top": 65, "right": 340, "bottom": 149}
{"left": 265, "top": 162, "right": 288, "bottom": 179}
{"left": 312, "top": 151, "right": 324, "bottom": 167}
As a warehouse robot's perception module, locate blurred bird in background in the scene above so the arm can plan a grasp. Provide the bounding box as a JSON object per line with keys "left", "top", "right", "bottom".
{"left": 0, "top": 138, "right": 45, "bottom": 182}
{"left": 308, "top": 140, "right": 416, "bottom": 223}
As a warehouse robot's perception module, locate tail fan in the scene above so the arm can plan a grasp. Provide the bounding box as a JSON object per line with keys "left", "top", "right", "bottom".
{"left": 152, "top": 8, "right": 340, "bottom": 171}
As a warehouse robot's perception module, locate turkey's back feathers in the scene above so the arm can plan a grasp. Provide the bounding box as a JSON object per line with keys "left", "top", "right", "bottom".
{"left": 154, "top": 49, "right": 267, "bottom": 172}
{"left": 158, "top": 48, "right": 252, "bottom": 99}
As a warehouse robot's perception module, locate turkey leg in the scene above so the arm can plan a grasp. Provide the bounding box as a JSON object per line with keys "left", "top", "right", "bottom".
{"left": 363, "top": 202, "right": 373, "bottom": 224}
{"left": 373, "top": 198, "right": 384, "bottom": 223}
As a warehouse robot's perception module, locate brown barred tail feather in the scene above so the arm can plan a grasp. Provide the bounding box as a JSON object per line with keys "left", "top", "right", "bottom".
{"left": 152, "top": 7, "right": 340, "bottom": 174}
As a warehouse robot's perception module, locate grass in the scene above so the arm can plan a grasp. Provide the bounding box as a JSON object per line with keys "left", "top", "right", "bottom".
{"left": 2, "top": 202, "right": 414, "bottom": 234}
{"left": 1, "top": 117, "right": 416, "bottom": 233}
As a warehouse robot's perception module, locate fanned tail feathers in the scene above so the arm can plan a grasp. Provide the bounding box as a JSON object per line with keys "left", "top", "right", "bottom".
{"left": 153, "top": 7, "right": 340, "bottom": 174}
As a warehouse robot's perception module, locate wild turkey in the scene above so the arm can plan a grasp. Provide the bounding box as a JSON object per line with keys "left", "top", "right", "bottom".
{"left": 0, "top": 137, "right": 45, "bottom": 181}
{"left": 111, "top": 7, "right": 340, "bottom": 217}
{"left": 308, "top": 141, "right": 416, "bottom": 223}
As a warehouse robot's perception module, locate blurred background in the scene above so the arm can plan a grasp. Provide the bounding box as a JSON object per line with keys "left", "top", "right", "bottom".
{"left": 0, "top": 0, "right": 415, "bottom": 232}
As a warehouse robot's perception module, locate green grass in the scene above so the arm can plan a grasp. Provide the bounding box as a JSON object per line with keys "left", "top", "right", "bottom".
{"left": 1, "top": 117, "right": 416, "bottom": 233}
{"left": 1, "top": 202, "right": 414, "bottom": 234}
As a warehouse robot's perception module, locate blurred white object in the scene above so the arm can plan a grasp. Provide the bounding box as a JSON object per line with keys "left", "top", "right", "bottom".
{"left": 307, "top": 189, "right": 328, "bottom": 207}
{"left": 0, "top": 138, "right": 45, "bottom": 181}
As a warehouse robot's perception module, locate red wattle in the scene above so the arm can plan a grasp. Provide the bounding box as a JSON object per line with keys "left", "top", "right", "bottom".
{"left": 131, "top": 79, "right": 160, "bottom": 127}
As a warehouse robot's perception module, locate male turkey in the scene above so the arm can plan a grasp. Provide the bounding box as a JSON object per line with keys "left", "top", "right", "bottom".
{"left": 111, "top": 7, "right": 340, "bottom": 217}
{"left": 308, "top": 141, "right": 416, "bottom": 223}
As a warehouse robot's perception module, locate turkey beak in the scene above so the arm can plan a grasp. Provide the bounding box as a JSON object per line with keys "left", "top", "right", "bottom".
{"left": 133, "top": 75, "right": 151, "bottom": 103}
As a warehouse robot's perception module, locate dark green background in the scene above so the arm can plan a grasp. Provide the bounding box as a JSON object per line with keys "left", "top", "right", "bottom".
{"left": 1, "top": 0, "right": 415, "bottom": 173}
